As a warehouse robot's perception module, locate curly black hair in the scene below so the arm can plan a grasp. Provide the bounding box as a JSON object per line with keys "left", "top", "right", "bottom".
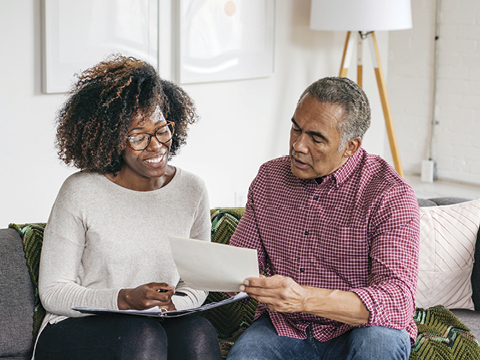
{"left": 56, "top": 54, "right": 199, "bottom": 174}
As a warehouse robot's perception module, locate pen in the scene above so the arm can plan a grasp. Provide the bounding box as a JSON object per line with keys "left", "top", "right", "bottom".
{"left": 157, "top": 289, "right": 188, "bottom": 297}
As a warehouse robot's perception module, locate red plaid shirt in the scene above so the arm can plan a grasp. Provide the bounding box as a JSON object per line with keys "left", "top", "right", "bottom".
{"left": 230, "top": 148, "right": 420, "bottom": 343}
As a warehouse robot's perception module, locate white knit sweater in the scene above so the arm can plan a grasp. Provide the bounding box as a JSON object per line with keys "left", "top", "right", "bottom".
{"left": 37, "top": 168, "right": 210, "bottom": 335}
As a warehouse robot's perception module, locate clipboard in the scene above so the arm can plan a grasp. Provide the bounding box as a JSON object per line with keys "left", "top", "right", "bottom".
{"left": 73, "top": 292, "right": 249, "bottom": 318}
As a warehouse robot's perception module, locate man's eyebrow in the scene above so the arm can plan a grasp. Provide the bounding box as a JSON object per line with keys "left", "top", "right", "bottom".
{"left": 291, "top": 118, "right": 329, "bottom": 143}
{"left": 308, "top": 130, "right": 328, "bottom": 143}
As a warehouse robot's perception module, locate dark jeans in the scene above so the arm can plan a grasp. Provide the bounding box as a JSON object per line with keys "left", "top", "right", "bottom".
{"left": 35, "top": 314, "right": 221, "bottom": 360}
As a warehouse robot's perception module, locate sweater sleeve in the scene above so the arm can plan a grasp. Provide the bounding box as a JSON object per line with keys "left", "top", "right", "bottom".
{"left": 39, "top": 176, "right": 119, "bottom": 317}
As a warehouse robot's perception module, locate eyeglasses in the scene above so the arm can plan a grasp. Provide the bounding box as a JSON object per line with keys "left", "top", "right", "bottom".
{"left": 126, "top": 121, "right": 175, "bottom": 151}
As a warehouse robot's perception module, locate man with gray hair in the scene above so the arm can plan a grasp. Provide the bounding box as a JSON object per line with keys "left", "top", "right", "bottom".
{"left": 227, "top": 77, "right": 420, "bottom": 360}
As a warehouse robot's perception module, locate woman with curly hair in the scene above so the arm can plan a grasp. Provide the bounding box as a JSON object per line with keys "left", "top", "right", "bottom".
{"left": 34, "top": 55, "right": 221, "bottom": 360}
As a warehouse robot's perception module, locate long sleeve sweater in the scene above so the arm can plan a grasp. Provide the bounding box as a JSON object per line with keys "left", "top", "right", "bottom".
{"left": 38, "top": 168, "right": 211, "bottom": 335}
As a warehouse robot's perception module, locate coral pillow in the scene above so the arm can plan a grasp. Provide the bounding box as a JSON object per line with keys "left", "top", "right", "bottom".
{"left": 416, "top": 199, "right": 480, "bottom": 310}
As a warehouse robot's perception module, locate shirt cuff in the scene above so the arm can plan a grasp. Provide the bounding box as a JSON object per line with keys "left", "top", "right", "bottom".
{"left": 351, "top": 288, "right": 377, "bottom": 325}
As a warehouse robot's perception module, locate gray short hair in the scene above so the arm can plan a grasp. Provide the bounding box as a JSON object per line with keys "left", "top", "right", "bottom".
{"left": 299, "top": 77, "right": 371, "bottom": 150}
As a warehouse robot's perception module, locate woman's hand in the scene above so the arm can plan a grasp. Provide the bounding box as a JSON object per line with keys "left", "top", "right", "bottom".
{"left": 118, "top": 282, "right": 176, "bottom": 311}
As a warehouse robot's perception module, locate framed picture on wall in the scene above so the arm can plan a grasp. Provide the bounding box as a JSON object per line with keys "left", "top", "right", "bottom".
{"left": 177, "top": 0, "right": 275, "bottom": 84}
{"left": 41, "top": 0, "right": 159, "bottom": 94}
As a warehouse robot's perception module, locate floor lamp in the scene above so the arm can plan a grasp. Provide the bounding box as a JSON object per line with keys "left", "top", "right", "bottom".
{"left": 310, "top": 0, "right": 412, "bottom": 178}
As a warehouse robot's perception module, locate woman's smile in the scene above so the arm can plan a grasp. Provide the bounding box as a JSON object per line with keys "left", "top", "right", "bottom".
{"left": 144, "top": 153, "right": 166, "bottom": 167}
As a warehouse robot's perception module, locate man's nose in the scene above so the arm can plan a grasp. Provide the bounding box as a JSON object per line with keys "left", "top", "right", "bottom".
{"left": 293, "top": 133, "right": 309, "bottom": 154}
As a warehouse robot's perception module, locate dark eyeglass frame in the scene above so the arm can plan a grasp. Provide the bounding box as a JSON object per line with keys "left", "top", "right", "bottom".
{"left": 126, "top": 121, "right": 175, "bottom": 151}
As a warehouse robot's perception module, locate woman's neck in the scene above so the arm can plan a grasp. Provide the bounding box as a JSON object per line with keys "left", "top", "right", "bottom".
{"left": 105, "top": 165, "right": 176, "bottom": 191}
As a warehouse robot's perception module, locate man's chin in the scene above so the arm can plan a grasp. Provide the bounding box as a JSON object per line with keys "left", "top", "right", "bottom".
{"left": 290, "top": 162, "right": 314, "bottom": 180}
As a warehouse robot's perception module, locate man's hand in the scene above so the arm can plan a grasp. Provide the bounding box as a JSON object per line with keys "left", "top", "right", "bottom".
{"left": 118, "top": 282, "right": 176, "bottom": 311}
{"left": 240, "top": 275, "right": 308, "bottom": 313}
{"left": 240, "top": 275, "right": 370, "bottom": 325}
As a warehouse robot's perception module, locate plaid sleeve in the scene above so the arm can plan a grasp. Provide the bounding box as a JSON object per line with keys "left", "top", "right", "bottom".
{"left": 352, "top": 184, "right": 420, "bottom": 331}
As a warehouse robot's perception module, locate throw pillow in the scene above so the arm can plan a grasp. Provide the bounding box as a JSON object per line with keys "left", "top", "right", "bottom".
{"left": 416, "top": 199, "right": 480, "bottom": 310}
{"left": 411, "top": 305, "right": 480, "bottom": 359}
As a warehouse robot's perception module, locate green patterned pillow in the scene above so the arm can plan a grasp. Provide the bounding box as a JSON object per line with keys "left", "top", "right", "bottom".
{"left": 8, "top": 223, "right": 46, "bottom": 340}
{"left": 411, "top": 306, "right": 480, "bottom": 359}
{"left": 210, "top": 208, "right": 246, "bottom": 246}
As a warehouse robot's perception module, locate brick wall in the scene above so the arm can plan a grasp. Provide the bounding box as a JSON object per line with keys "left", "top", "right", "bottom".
{"left": 388, "top": 0, "right": 480, "bottom": 185}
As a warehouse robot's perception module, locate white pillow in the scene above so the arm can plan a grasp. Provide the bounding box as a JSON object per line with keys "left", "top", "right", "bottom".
{"left": 416, "top": 199, "right": 480, "bottom": 310}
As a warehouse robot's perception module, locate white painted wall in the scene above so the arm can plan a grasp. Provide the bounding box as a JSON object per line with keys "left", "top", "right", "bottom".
{"left": 0, "top": 0, "right": 389, "bottom": 227}
{"left": 1, "top": 0, "right": 75, "bottom": 227}
{"left": 388, "top": 0, "right": 480, "bottom": 185}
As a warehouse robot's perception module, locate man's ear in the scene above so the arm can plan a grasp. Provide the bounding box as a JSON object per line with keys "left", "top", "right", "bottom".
{"left": 343, "top": 137, "right": 362, "bottom": 158}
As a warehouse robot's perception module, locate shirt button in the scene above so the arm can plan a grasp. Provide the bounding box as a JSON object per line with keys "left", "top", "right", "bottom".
{"left": 304, "top": 231, "right": 309, "bottom": 235}
{"left": 313, "top": 196, "right": 319, "bottom": 200}
{"left": 300, "top": 268, "right": 305, "bottom": 273}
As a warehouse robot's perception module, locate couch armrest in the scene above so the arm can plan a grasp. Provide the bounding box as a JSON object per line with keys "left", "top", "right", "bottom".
{"left": 0, "top": 228, "right": 35, "bottom": 358}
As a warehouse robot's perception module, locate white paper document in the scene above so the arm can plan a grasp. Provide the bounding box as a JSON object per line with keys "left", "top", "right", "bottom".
{"left": 168, "top": 235, "right": 259, "bottom": 292}
{"left": 73, "top": 292, "right": 249, "bottom": 318}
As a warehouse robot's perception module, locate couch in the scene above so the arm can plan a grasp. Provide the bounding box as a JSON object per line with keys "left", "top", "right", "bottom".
{"left": 1, "top": 198, "right": 479, "bottom": 359}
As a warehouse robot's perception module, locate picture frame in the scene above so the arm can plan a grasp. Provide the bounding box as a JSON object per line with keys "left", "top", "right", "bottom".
{"left": 176, "top": 0, "right": 275, "bottom": 84}
{"left": 41, "top": 0, "right": 159, "bottom": 94}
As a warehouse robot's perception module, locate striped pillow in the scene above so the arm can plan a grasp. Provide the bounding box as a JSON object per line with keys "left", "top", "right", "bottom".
{"left": 416, "top": 199, "right": 480, "bottom": 310}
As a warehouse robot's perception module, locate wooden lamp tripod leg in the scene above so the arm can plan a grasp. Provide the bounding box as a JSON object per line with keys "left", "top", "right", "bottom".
{"left": 368, "top": 32, "right": 404, "bottom": 178}
{"left": 339, "top": 31, "right": 354, "bottom": 77}
{"left": 356, "top": 32, "right": 363, "bottom": 88}
{"left": 339, "top": 32, "right": 363, "bottom": 87}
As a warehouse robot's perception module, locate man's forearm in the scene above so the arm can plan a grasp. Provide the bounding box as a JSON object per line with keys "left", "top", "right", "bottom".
{"left": 301, "top": 286, "right": 370, "bottom": 326}
{"left": 241, "top": 275, "right": 370, "bottom": 325}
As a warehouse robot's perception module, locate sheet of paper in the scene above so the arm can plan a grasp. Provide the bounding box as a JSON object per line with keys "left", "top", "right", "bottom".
{"left": 168, "top": 235, "right": 259, "bottom": 291}
{"left": 73, "top": 292, "right": 250, "bottom": 318}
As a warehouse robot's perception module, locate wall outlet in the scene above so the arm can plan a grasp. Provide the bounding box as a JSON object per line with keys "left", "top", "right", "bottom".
{"left": 234, "top": 191, "right": 247, "bottom": 207}
{"left": 421, "top": 160, "right": 435, "bottom": 183}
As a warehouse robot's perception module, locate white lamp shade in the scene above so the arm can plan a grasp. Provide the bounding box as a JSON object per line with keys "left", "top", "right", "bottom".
{"left": 310, "top": 0, "right": 412, "bottom": 32}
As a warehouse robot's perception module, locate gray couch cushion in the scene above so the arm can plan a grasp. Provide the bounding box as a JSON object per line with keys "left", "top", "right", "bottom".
{"left": 417, "top": 197, "right": 470, "bottom": 207}
{"left": 417, "top": 198, "right": 437, "bottom": 207}
{"left": 427, "top": 197, "right": 469, "bottom": 206}
{"left": 0, "top": 228, "right": 34, "bottom": 359}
